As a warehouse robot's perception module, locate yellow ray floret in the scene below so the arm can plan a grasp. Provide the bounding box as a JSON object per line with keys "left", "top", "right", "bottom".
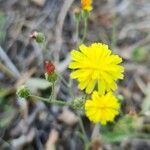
{"left": 69, "top": 43, "right": 124, "bottom": 94}
{"left": 81, "top": 0, "right": 93, "bottom": 11}
{"left": 85, "top": 91, "right": 120, "bottom": 125}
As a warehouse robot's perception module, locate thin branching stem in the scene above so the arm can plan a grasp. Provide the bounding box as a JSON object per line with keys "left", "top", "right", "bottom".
{"left": 29, "top": 95, "right": 71, "bottom": 106}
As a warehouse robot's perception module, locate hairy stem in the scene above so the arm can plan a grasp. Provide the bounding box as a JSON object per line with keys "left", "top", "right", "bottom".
{"left": 81, "top": 17, "right": 88, "bottom": 43}
{"left": 49, "top": 82, "right": 55, "bottom": 100}
{"left": 29, "top": 95, "right": 71, "bottom": 106}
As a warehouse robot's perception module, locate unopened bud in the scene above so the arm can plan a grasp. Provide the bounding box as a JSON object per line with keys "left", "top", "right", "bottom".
{"left": 45, "top": 61, "right": 55, "bottom": 75}
{"left": 44, "top": 61, "right": 57, "bottom": 82}
{"left": 30, "top": 31, "right": 45, "bottom": 43}
{"left": 17, "top": 85, "right": 30, "bottom": 98}
{"left": 45, "top": 72, "right": 57, "bottom": 83}
{"left": 73, "top": 7, "right": 81, "bottom": 21}
{"left": 72, "top": 98, "right": 84, "bottom": 110}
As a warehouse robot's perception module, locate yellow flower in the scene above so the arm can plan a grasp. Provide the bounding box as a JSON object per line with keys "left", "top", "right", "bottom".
{"left": 81, "top": 0, "right": 93, "bottom": 11}
{"left": 85, "top": 91, "right": 120, "bottom": 125}
{"left": 69, "top": 43, "right": 124, "bottom": 94}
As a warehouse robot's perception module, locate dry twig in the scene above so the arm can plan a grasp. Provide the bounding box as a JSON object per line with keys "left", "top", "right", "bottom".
{"left": 0, "top": 46, "right": 20, "bottom": 78}
{"left": 53, "top": 0, "right": 74, "bottom": 66}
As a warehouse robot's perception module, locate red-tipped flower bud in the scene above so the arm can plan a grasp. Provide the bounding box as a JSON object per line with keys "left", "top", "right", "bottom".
{"left": 30, "top": 31, "right": 38, "bottom": 39}
{"left": 44, "top": 61, "right": 57, "bottom": 83}
{"left": 30, "top": 31, "right": 45, "bottom": 43}
{"left": 45, "top": 61, "right": 55, "bottom": 75}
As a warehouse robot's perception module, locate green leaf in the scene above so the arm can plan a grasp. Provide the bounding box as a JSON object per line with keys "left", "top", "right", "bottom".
{"left": 131, "top": 47, "right": 146, "bottom": 62}
{"left": 25, "top": 78, "right": 52, "bottom": 92}
{"left": 102, "top": 115, "right": 142, "bottom": 143}
{"left": 102, "top": 131, "right": 132, "bottom": 143}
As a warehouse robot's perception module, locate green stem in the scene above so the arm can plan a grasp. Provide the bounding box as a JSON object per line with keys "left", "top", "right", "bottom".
{"left": 111, "top": 16, "right": 116, "bottom": 50}
{"left": 79, "top": 116, "right": 89, "bottom": 144}
{"left": 29, "top": 95, "right": 71, "bottom": 106}
{"left": 81, "top": 17, "right": 88, "bottom": 43}
{"left": 49, "top": 82, "right": 55, "bottom": 100}
{"left": 76, "top": 19, "right": 79, "bottom": 45}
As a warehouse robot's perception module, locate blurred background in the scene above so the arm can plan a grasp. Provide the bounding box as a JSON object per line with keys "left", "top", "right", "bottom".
{"left": 0, "top": 0, "right": 150, "bottom": 149}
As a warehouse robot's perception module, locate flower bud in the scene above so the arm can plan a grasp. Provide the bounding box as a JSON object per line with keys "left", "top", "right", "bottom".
{"left": 44, "top": 61, "right": 57, "bottom": 82}
{"left": 30, "top": 31, "right": 45, "bottom": 43}
{"left": 45, "top": 72, "right": 57, "bottom": 83}
{"left": 73, "top": 7, "right": 81, "bottom": 21}
{"left": 17, "top": 85, "right": 30, "bottom": 98}
{"left": 72, "top": 98, "right": 84, "bottom": 110}
{"left": 45, "top": 61, "right": 55, "bottom": 75}
{"left": 81, "top": 0, "right": 93, "bottom": 12}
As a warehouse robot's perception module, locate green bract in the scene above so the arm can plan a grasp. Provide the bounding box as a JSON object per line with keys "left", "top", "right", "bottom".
{"left": 17, "top": 85, "right": 30, "bottom": 98}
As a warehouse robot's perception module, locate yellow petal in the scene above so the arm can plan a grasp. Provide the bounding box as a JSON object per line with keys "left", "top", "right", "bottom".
{"left": 85, "top": 80, "right": 96, "bottom": 93}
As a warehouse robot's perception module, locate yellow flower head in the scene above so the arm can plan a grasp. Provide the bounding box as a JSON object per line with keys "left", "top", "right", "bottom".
{"left": 85, "top": 91, "right": 120, "bottom": 125}
{"left": 81, "top": 0, "right": 93, "bottom": 11}
{"left": 69, "top": 43, "right": 124, "bottom": 94}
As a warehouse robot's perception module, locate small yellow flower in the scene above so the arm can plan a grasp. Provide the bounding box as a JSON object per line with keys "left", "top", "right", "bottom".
{"left": 69, "top": 43, "right": 124, "bottom": 94}
{"left": 85, "top": 91, "right": 120, "bottom": 125}
{"left": 81, "top": 0, "right": 93, "bottom": 11}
